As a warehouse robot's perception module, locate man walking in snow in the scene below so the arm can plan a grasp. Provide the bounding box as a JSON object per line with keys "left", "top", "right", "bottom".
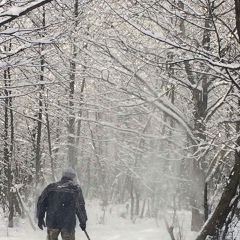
{"left": 37, "top": 168, "right": 88, "bottom": 240}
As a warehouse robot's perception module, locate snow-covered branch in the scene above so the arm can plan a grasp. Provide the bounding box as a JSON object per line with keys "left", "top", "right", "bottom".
{"left": 0, "top": 0, "right": 54, "bottom": 27}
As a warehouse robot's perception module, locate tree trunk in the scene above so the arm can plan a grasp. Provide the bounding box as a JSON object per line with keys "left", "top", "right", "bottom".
{"left": 8, "top": 190, "right": 14, "bottom": 228}
{"left": 130, "top": 180, "right": 134, "bottom": 220}
{"left": 140, "top": 199, "right": 146, "bottom": 219}
{"left": 135, "top": 191, "right": 140, "bottom": 216}
{"left": 67, "top": 0, "right": 79, "bottom": 168}
{"left": 182, "top": 2, "right": 211, "bottom": 230}
{"left": 196, "top": 150, "right": 240, "bottom": 239}
{"left": 196, "top": 3, "right": 240, "bottom": 236}
{"left": 196, "top": 99, "right": 240, "bottom": 239}
{"left": 45, "top": 98, "right": 55, "bottom": 181}
{"left": 235, "top": 0, "right": 240, "bottom": 42}
{"left": 3, "top": 55, "right": 16, "bottom": 227}
{"left": 35, "top": 7, "right": 46, "bottom": 184}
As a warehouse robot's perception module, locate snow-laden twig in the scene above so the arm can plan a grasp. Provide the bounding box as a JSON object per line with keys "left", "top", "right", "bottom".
{"left": 0, "top": 0, "right": 53, "bottom": 27}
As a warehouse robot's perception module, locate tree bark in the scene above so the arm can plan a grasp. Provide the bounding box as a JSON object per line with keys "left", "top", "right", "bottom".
{"left": 45, "top": 99, "right": 55, "bottom": 181}
{"left": 196, "top": 150, "right": 240, "bottom": 239}
{"left": 3, "top": 53, "right": 15, "bottom": 227}
{"left": 67, "top": 0, "right": 79, "bottom": 168}
{"left": 35, "top": 7, "right": 46, "bottom": 184}
{"left": 196, "top": 98, "right": 240, "bottom": 239}
{"left": 235, "top": 0, "right": 240, "bottom": 41}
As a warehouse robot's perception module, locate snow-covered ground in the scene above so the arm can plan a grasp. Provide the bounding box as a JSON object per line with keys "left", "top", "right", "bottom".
{"left": 0, "top": 199, "right": 198, "bottom": 240}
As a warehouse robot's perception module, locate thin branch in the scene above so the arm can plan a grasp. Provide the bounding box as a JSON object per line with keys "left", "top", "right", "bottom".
{"left": 0, "top": 0, "right": 53, "bottom": 27}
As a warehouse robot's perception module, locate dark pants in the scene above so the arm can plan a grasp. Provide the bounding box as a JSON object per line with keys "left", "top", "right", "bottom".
{"left": 47, "top": 228, "right": 75, "bottom": 240}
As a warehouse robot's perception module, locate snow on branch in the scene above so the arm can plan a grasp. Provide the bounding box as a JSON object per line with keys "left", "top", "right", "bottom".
{"left": 110, "top": 7, "right": 240, "bottom": 71}
{"left": 0, "top": 0, "right": 54, "bottom": 27}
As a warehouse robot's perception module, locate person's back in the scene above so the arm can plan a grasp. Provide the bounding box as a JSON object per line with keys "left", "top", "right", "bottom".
{"left": 37, "top": 168, "right": 87, "bottom": 240}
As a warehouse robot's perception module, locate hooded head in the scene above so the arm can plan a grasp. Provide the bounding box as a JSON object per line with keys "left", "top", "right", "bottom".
{"left": 62, "top": 167, "right": 76, "bottom": 180}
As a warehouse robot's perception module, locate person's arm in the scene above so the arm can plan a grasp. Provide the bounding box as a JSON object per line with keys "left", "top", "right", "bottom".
{"left": 76, "top": 186, "right": 88, "bottom": 230}
{"left": 36, "top": 185, "right": 49, "bottom": 229}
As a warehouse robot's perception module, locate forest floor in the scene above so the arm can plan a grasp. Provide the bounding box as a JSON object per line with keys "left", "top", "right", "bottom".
{"left": 0, "top": 199, "right": 198, "bottom": 240}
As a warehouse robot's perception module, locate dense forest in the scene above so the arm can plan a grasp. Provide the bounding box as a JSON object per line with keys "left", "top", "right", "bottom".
{"left": 0, "top": 0, "right": 240, "bottom": 239}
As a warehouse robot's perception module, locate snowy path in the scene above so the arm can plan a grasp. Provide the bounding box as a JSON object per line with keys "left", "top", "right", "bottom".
{"left": 0, "top": 200, "right": 197, "bottom": 240}
{"left": 0, "top": 221, "right": 194, "bottom": 240}
{"left": 0, "top": 217, "right": 165, "bottom": 240}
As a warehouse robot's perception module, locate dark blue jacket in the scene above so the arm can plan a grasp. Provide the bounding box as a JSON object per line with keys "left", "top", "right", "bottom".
{"left": 37, "top": 177, "right": 87, "bottom": 230}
